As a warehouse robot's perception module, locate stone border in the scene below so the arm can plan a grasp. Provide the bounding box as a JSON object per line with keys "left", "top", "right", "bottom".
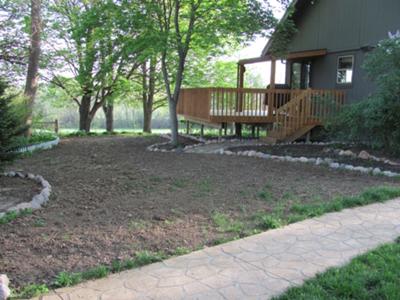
{"left": 16, "top": 137, "right": 60, "bottom": 153}
{"left": 220, "top": 147, "right": 399, "bottom": 178}
{"left": 0, "top": 171, "right": 52, "bottom": 218}
{"left": 146, "top": 134, "right": 258, "bottom": 153}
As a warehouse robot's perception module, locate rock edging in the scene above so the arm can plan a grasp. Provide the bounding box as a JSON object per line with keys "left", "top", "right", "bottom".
{"left": 0, "top": 172, "right": 52, "bottom": 218}
{"left": 219, "top": 148, "right": 399, "bottom": 178}
{"left": 16, "top": 137, "right": 60, "bottom": 153}
{"left": 147, "top": 134, "right": 258, "bottom": 153}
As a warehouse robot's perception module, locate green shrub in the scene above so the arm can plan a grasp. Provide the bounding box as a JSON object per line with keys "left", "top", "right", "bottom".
{"left": 328, "top": 37, "right": 400, "bottom": 154}
{"left": 0, "top": 80, "right": 26, "bottom": 169}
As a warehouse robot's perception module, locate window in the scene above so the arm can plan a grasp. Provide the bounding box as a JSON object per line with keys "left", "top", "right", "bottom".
{"left": 337, "top": 55, "right": 354, "bottom": 84}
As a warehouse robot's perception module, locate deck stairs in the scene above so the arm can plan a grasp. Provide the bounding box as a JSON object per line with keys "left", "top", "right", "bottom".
{"left": 265, "top": 90, "right": 321, "bottom": 144}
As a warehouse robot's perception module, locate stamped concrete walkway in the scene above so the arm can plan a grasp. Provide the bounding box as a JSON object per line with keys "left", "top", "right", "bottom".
{"left": 35, "top": 198, "right": 400, "bottom": 300}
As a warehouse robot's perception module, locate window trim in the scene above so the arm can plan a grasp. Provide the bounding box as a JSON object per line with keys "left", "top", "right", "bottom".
{"left": 336, "top": 55, "right": 354, "bottom": 85}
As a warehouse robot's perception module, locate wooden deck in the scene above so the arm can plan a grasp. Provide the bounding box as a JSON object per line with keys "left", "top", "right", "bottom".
{"left": 177, "top": 87, "right": 345, "bottom": 142}
{"left": 178, "top": 88, "right": 344, "bottom": 123}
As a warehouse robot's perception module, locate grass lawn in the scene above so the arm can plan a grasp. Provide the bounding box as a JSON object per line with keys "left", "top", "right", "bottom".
{"left": 1, "top": 135, "right": 400, "bottom": 297}
{"left": 275, "top": 238, "right": 400, "bottom": 300}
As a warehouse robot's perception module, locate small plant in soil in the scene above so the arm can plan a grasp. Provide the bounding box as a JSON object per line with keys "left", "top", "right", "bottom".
{"left": 0, "top": 209, "right": 32, "bottom": 225}
{"left": 173, "top": 247, "right": 191, "bottom": 256}
{"left": 12, "top": 284, "right": 49, "bottom": 299}
{"left": 212, "top": 212, "right": 245, "bottom": 234}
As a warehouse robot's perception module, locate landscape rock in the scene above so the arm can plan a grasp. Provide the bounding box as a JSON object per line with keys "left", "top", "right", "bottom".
{"left": 372, "top": 168, "right": 382, "bottom": 175}
{"left": 339, "top": 150, "right": 355, "bottom": 157}
{"left": 0, "top": 274, "right": 10, "bottom": 300}
{"left": 358, "top": 150, "right": 370, "bottom": 160}
{"left": 329, "top": 163, "right": 340, "bottom": 169}
{"left": 299, "top": 157, "right": 309, "bottom": 163}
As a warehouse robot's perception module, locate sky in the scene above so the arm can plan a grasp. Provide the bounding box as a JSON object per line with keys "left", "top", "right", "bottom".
{"left": 229, "top": 0, "right": 288, "bottom": 86}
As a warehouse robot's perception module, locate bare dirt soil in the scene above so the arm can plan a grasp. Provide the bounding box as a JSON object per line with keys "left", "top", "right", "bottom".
{"left": 0, "top": 176, "right": 41, "bottom": 213}
{"left": 229, "top": 144, "right": 400, "bottom": 173}
{"left": 1, "top": 136, "right": 399, "bottom": 288}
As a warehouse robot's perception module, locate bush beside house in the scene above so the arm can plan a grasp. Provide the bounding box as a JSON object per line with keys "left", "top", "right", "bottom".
{"left": 329, "top": 37, "right": 400, "bottom": 154}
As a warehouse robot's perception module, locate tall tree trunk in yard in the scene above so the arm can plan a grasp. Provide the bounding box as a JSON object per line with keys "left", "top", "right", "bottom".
{"left": 103, "top": 102, "right": 114, "bottom": 132}
{"left": 79, "top": 94, "right": 92, "bottom": 132}
{"left": 142, "top": 60, "right": 156, "bottom": 133}
{"left": 24, "top": 0, "right": 41, "bottom": 137}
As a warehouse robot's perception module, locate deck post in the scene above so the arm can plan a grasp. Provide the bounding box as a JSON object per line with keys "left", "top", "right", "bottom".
{"left": 256, "top": 126, "right": 260, "bottom": 138}
{"left": 186, "top": 120, "right": 190, "bottom": 135}
{"left": 270, "top": 58, "right": 276, "bottom": 89}
{"left": 200, "top": 125, "right": 204, "bottom": 138}
{"left": 235, "top": 123, "right": 242, "bottom": 138}
{"left": 251, "top": 125, "right": 256, "bottom": 138}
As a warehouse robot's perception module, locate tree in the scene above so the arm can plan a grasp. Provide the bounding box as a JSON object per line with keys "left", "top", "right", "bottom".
{"left": 24, "top": 0, "right": 42, "bottom": 136}
{"left": 147, "top": 0, "right": 276, "bottom": 145}
{"left": 0, "top": 0, "right": 30, "bottom": 78}
{"left": 46, "top": 0, "right": 153, "bottom": 132}
{"left": 140, "top": 58, "right": 166, "bottom": 133}
{"left": 0, "top": 80, "right": 26, "bottom": 170}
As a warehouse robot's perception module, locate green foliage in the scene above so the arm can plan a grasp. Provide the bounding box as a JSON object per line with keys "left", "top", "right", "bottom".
{"left": 53, "top": 271, "right": 82, "bottom": 288}
{"left": 268, "top": 6, "right": 298, "bottom": 57}
{"left": 274, "top": 240, "right": 400, "bottom": 300}
{"left": 255, "top": 214, "right": 283, "bottom": 230}
{"left": 0, "top": 80, "right": 26, "bottom": 169}
{"left": 212, "top": 212, "right": 245, "bottom": 234}
{"left": 12, "top": 131, "right": 57, "bottom": 149}
{"left": 134, "top": 250, "right": 165, "bottom": 266}
{"left": 329, "top": 37, "right": 400, "bottom": 154}
{"left": 173, "top": 247, "right": 191, "bottom": 256}
{"left": 12, "top": 284, "right": 49, "bottom": 299}
{"left": 0, "top": 209, "right": 33, "bottom": 225}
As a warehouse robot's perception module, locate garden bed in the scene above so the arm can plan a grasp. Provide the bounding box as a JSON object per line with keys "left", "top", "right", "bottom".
{"left": 0, "top": 176, "right": 41, "bottom": 213}
{"left": 228, "top": 144, "right": 400, "bottom": 173}
{"left": 1, "top": 136, "right": 399, "bottom": 293}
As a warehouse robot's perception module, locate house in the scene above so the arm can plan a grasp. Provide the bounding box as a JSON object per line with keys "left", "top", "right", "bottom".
{"left": 177, "top": 0, "right": 400, "bottom": 142}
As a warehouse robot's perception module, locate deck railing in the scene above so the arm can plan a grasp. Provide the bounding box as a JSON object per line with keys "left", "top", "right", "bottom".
{"left": 272, "top": 89, "right": 345, "bottom": 139}
{"left": 177, "top": 88, "right": 345, "bottom": 125}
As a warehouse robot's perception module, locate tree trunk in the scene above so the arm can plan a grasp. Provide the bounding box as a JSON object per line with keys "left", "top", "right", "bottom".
{"left": 142, "top": 60, "right": 156, "bottom": 134}
{"left": 143, "top": 107, "right": 152, "bottom": 133}
{"left": 79, "top": 95, "right": 92, "bottom": 132}
{"left": 168, "top": 100, "right": 179, "bottom": 145}
{"left": 24, "top": 0, "right": 41, "bottom": 137}
{"left": 103, "top": 103, "right": 114, "bottom": 132}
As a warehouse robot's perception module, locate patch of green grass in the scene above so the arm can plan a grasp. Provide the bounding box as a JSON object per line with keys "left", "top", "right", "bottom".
{"left": 59, "top": 130, "right": 157, "bottom": 139}
{"left": 257, "top": 184, "right": 275, "bottom": 202}
{"left": 53, "top": 271, "right": 82, "bottom": 287}
{"left": 288, "top": 186, "right": 400, "bottom": 220}
{"left": 128, "top": 220, "right": 148, "bottom": 231}
{"left": 134, "top": 250, "right": 166, "bottom": 266}
{"left": 171, "top": 178, "right": 188, "bottom": 189}
{"left": 81, "top": 265, "right": 109, "bottom": 280}
{"left": 212, "top": 212, "right": 245, "bottom": 234}
{"left": 197, "top": 178, "right": 213, "bottom": 195}
{"left": 254, "top": 214, "right": 283, "bottom": 230}
{"left": 173, "top": 246, "right": 191, "bottom": 256}
{"left": 12, "top": 131, "right": 57, "bottom": 149}
{"left": 0, "top": 209, "right": 32, "bottom": 225}
{"left": 274, "top": 240, "right": 400, "bottom": 300}
{"left": 11, "top": 284, "right": 49, "bottom": 299}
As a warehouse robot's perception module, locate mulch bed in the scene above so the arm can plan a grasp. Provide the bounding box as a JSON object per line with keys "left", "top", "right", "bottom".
{"left": 0, "top": 176, "right": 41, "bottom": 213}
{"left": 229, "top": 144, "right": 400, "bottom": 173}
{"left": 1, "top": 136, "right": 399, "bottom": 288}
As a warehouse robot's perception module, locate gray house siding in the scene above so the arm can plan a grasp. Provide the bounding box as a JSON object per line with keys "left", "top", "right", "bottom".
{"left": 283, "top": 0, "right": 400, "bottom": 102}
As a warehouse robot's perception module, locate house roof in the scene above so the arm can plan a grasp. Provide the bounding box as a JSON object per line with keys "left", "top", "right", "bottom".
{"left": 261, "top": 0, "right": 314, "bottom": 57}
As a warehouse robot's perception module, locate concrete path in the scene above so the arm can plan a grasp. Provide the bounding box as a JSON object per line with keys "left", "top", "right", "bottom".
{"left": 35, "top": 198, "right": 400, "bottom": 300}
